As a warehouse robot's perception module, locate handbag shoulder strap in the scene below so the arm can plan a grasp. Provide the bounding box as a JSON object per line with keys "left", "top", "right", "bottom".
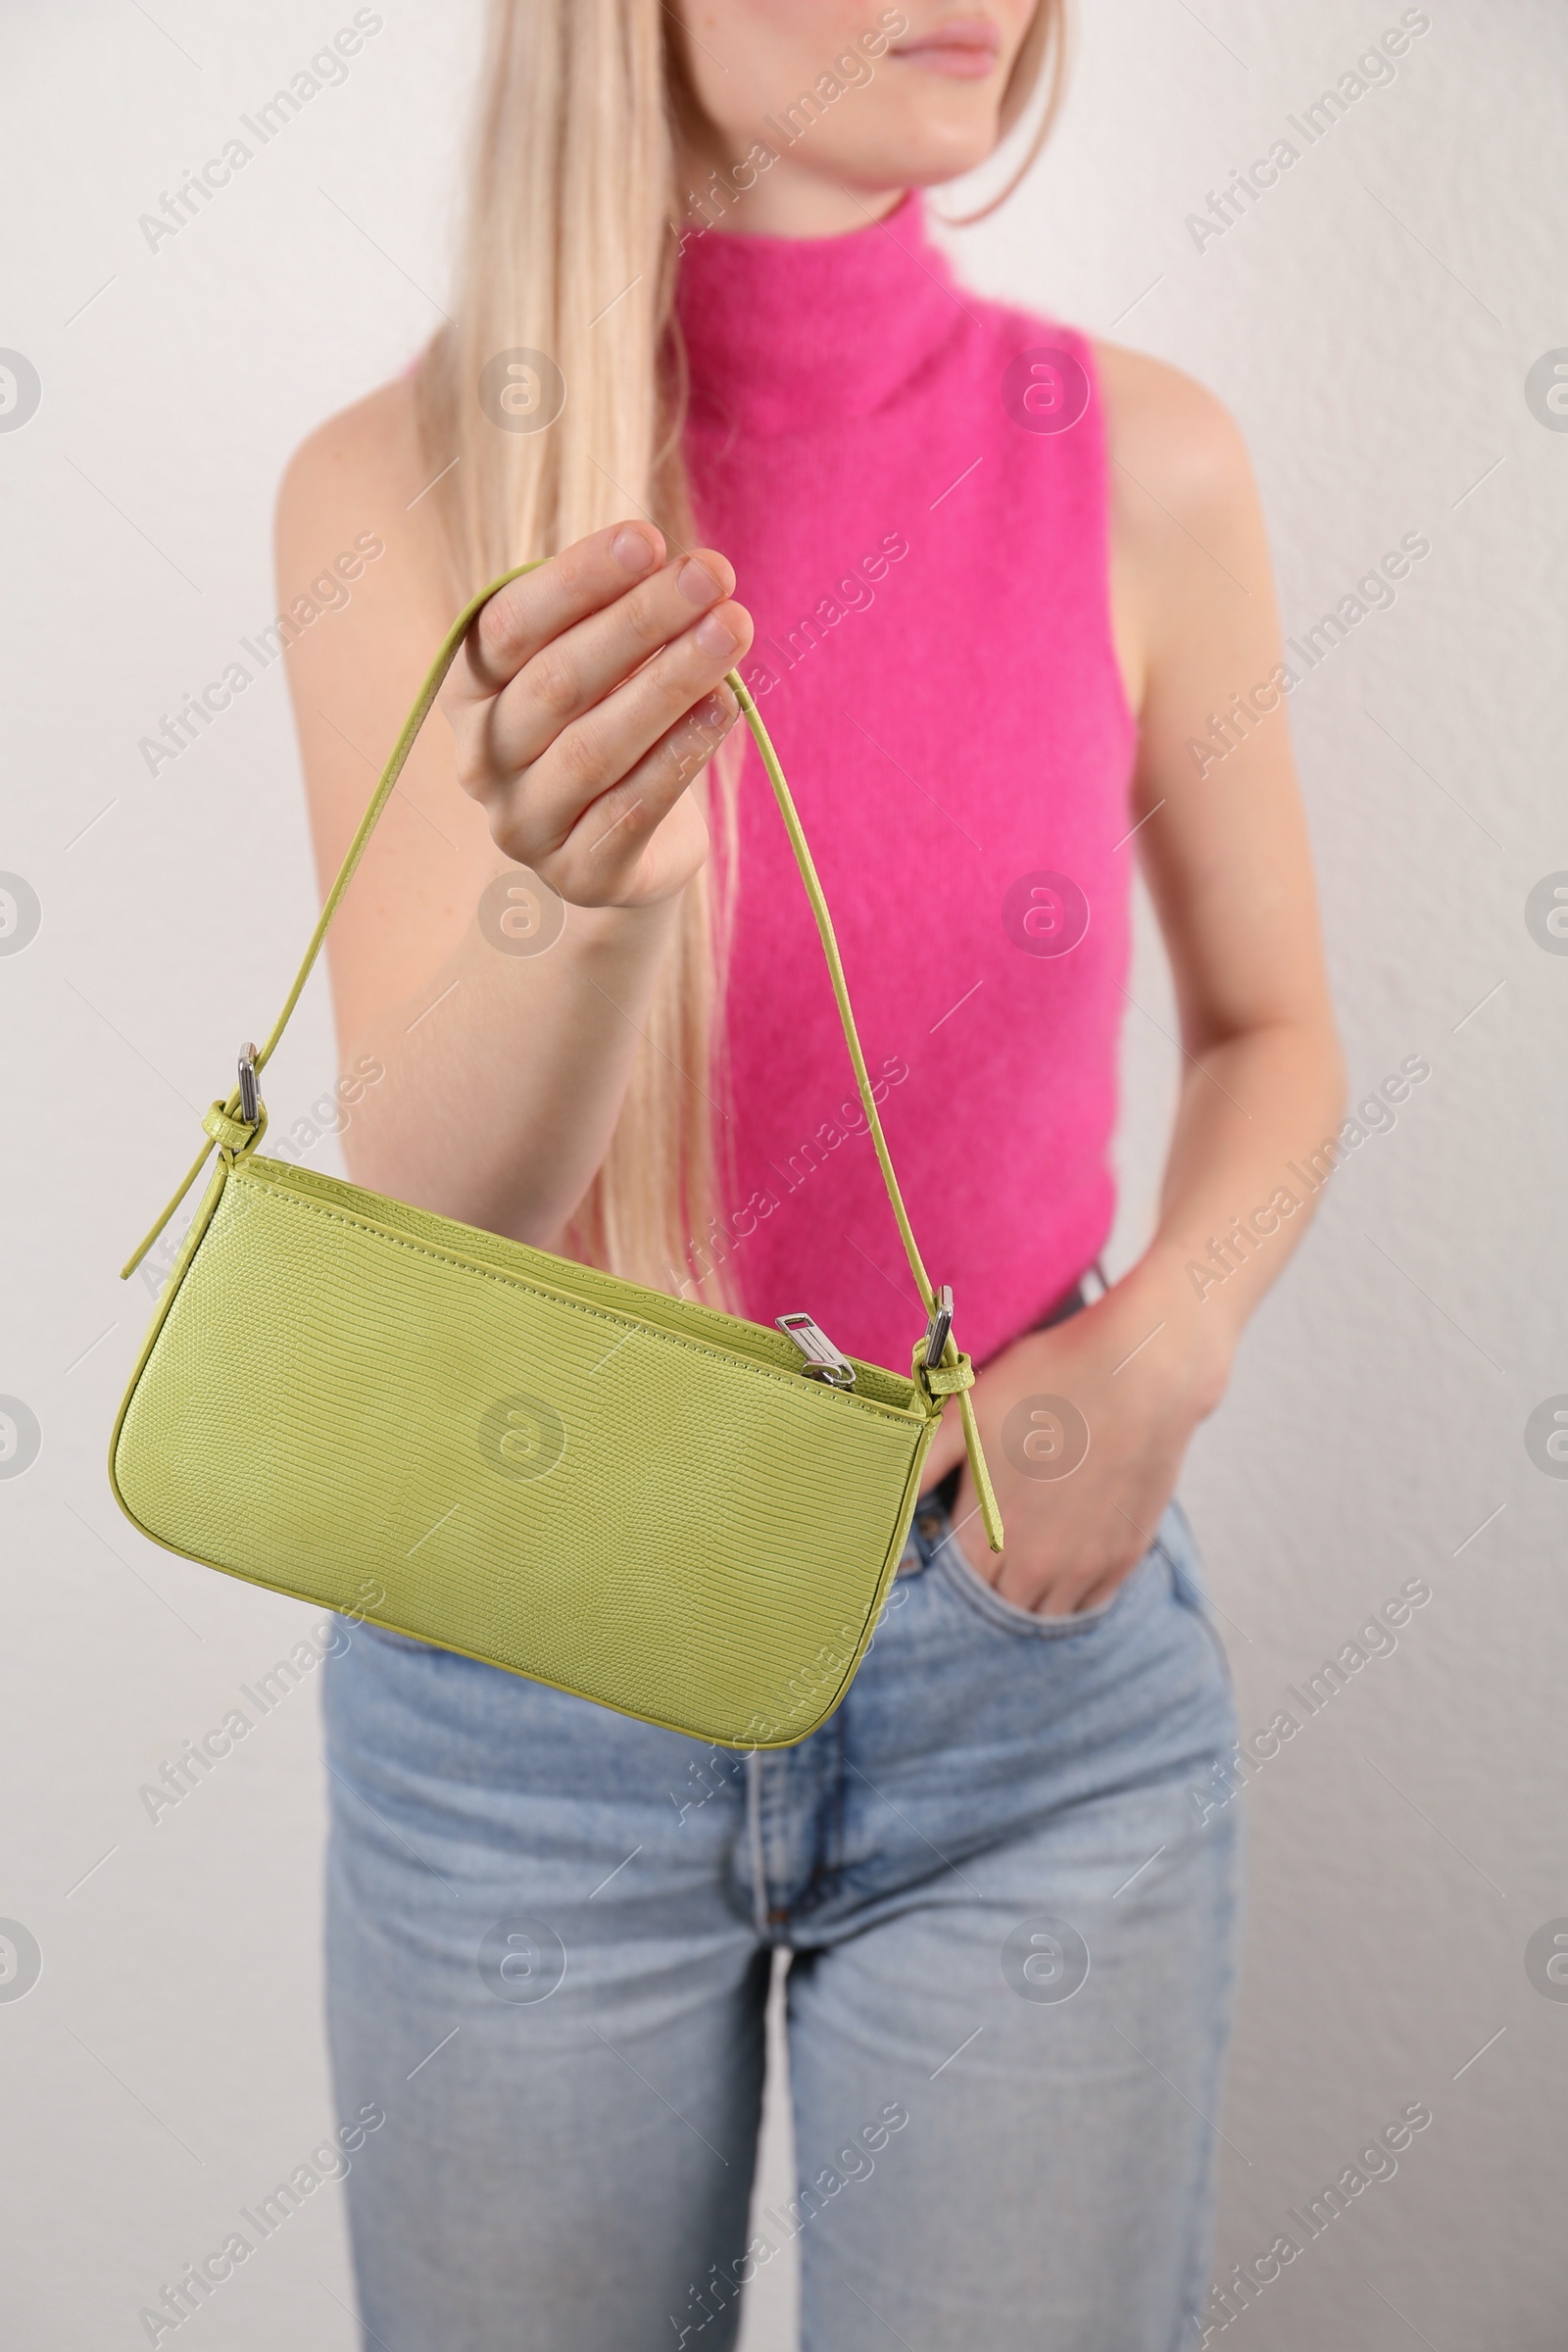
{"left": 120, "top": 562, "right": 1004, "bottom": 1548}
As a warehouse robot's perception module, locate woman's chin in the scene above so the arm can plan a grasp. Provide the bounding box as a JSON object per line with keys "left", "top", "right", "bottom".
{"left": 833, "top": 122, "right": 1006, "bottom": 193}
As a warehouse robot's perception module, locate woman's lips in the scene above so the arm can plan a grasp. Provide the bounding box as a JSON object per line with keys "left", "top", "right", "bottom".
{"left": 889, "top": 21, "right": 1003, "bottom": 79}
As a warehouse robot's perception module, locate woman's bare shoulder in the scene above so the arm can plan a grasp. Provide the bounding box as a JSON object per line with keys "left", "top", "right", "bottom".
{"left": 1089, "top": 337, "right": 1259, "bottom": 539}
{"left": 273, "top": 365, "right": 463, "bottom": 786}
{"left": 1088, "top": 340, "right": 1275, "bottom": 717}
{"left": 275, "top": 370, "right": 449, "bottom": 610}
{"left": 279, "top": 371, "right": 421, "bottom": 515}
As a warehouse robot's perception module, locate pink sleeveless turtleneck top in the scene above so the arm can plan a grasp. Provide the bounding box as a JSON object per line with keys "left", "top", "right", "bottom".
{"left": 676, "top": 194, "right": 1136, "bottom": 1374}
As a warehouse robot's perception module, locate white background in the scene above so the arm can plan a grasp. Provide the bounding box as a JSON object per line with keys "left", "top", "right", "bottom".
{"left": 2, "top": 4, "right": 1563, "bottom": 2347}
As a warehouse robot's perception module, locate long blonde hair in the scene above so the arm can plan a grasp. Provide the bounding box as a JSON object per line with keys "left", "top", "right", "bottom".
{"left": 416, "top": 0, "right": 1069, "bottom": 1303}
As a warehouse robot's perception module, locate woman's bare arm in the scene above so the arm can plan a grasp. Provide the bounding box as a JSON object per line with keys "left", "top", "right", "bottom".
{"left": 273, "top": 375, "right": 752, "bottom": 1245}
{"left": 1102, "top": 340, "right": 1346, "bottom": 1363}
{"left": 921, "top": 346, "right": 1346, "bottom": 1610}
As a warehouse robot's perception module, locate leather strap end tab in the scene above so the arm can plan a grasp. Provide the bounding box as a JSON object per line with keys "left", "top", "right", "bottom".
{"left": 908, "top": 1336, "right": 1005, "bottom": 1554}
{"left": 918, "top": 1350, "right": 975, "bottom": 1400}
{"left": 957, "top": 1389, "right": 1005, "bottom": 1554}
{"left": 202, "top": 1100, "right": 268, "bottom": 1158}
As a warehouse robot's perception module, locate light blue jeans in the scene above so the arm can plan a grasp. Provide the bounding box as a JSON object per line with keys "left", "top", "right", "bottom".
{"left": 322, "top": 1489, "right": 1243, "bottom": 2351}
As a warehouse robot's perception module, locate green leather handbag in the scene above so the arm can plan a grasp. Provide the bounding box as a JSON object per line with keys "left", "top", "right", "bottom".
{"left": 109, "top": 564, "right": 1003, "bottom": 1750}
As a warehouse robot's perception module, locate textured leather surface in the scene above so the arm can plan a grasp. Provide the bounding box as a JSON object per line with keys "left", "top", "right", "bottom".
{"left": 112, "top": 1157, "right": 939, "bottom": 1747}
{"left": 110, "top": 563, "right": 1004, "bottom": 1747}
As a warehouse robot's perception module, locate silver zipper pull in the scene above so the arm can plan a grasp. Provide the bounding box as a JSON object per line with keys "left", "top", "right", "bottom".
{"left": 237, "top": 1042, "right": 259, "bottom": 1125}
{"left": 776, "top": 1313, "right": 857, "bottom": 1390}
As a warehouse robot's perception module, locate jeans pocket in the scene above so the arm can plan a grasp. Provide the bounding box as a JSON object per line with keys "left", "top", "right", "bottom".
{"left": 1153, "top": 1495, "right": 1207, "bottom": 1603}
{"left": 934, "top": 1531, "right": 1152, "bottom": 1639}
{"left": 1151, "top": 1499, "right": 1235, "bottom": 1690}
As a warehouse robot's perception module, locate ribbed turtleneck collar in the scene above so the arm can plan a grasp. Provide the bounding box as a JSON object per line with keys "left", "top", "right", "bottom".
{"left": 674, "top": 191, "right": 959, "bottom": 439}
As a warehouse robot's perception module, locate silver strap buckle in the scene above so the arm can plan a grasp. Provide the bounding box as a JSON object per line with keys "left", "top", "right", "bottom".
{"left": 922, "top": 1285, "right": 954, "bottom": 1378}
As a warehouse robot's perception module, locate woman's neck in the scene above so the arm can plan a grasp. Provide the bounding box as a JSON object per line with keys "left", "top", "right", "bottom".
{"left": 674, "top": 142, "right": 907, "bottom": 239}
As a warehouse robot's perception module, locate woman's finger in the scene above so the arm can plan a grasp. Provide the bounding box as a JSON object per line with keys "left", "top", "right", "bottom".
{"left": 482, "top": 550, "right": 742, "bottom": 778}
{"left": 514, "top": 684, "right": 742, "bottom": 902}
{"left": 493, "top": 598, "right": 752, "bottom": 862}
{"left": 445, "top": 520, "right": 669, "bottom": 709}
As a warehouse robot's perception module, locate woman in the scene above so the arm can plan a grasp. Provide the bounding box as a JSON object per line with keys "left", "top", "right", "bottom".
{"left": 277, "top": 4, "right": 1343, "bottom": 2345}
